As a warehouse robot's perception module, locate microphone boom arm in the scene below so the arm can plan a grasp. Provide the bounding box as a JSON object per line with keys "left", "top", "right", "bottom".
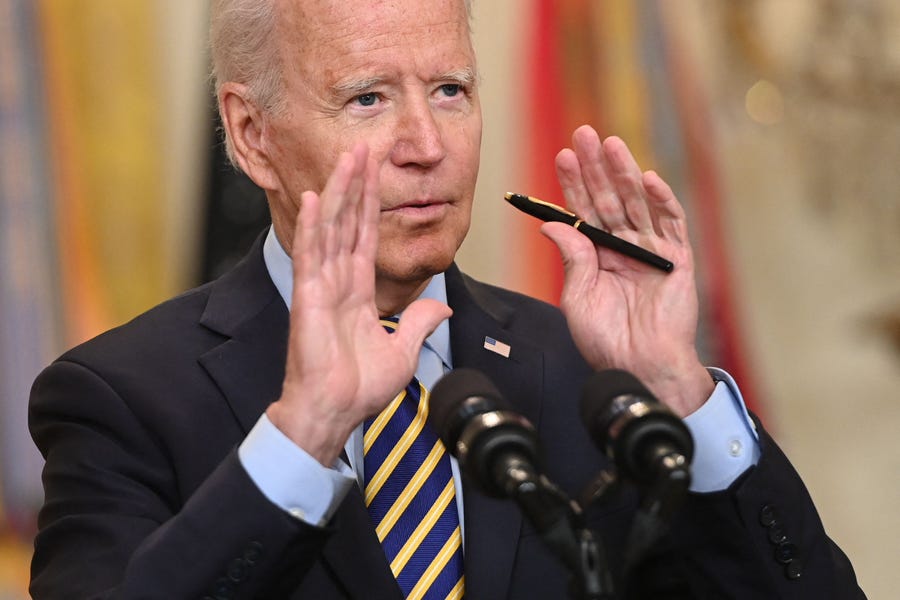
{"left": 499, "top": 452, "right": 614, "bottom": 600}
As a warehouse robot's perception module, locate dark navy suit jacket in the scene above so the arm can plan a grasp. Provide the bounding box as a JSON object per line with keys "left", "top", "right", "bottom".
{"left": 29, "top": 234, "right": 863, "bottom": 599}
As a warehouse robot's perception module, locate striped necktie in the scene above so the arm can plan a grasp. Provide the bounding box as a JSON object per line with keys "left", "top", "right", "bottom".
{"left": 363, "top": 318, "right": 465, "bottom": 600}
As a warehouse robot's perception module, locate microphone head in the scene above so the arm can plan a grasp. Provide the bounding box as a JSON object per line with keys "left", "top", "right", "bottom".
{"left": 580, "top": 369, "right": 652, "bottom": 447}
{"left": 580, "top": 369, "right": 694, "bottom": 485}
{"left": 429, "top": 368, "right": 506, "bottom": 451}
{"left": 429, "top": 368, "right": 540, "bottom": 498}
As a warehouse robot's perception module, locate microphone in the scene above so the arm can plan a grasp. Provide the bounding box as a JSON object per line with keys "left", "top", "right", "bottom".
{"left": 580, "top": 369, "right": 693, "bottom": 489}
{"left": 580, "top": 369, "right": 694, "bottom": 580}
{"left": 428, "top": 368, "right": 541, "bottom": 499}
{"left": 429, "top": 368, "right": 614, "bottom": 599}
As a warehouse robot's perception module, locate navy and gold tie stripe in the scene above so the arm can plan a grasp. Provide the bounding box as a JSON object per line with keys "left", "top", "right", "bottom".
{"left": 363, "top": 318, "right": 464, "bottom": 600}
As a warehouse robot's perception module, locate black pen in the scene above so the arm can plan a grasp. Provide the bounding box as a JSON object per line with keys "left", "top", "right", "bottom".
{"left": 504, "top": 192, "right": 674, "bottom": 273}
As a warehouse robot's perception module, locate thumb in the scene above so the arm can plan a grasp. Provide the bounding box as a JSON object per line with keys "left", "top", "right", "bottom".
{"left": 540, "top": 221, "right": 598, "bottom": 292}
{"left": 395, "top": 298, "right": 453, "bottom": 358}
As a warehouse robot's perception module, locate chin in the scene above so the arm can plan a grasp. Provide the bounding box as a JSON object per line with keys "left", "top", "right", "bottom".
{"left": 376, "top": 244, "right": 458, "bottom": 285}
{"left": 376, "top": 228, "right": 466, "bottom": 283}
{"left": 376, "top": 256, "right": 453, "bottom": 284}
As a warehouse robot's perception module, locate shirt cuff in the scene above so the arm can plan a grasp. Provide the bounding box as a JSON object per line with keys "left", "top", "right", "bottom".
{"left": 238, "top": 413, "right": 355, "bottom": 526}
{"left": 683, "top": 368, "right": 760, "bottom": 493}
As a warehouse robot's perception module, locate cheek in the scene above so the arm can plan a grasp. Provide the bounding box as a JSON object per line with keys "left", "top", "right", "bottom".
{"left": 465, "top": 110, "right": 483, "bottom": 160}
{"left": 266, "top": 116, "right": 350, "bottom": 196}
{"left": 457, "top": 123, "right": 482, "bottom": 188}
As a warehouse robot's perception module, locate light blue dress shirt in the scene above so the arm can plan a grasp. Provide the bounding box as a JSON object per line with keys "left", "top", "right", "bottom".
{"left": 239, "top": 228, "right": 760, "bottom": 530}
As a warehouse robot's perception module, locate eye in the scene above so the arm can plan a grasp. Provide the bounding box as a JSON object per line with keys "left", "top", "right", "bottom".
{"left": 440, "top": 83, "right": 461, "bottom": 97}
{"left": 354, "top": 92, "right": 379, "bottom": 107}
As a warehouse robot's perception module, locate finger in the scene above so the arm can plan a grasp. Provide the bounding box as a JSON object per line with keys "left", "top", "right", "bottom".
{"left": 539, "top": 221, "right": 600, "bottom": 297}
{"left": 570, "top": 125, "right": 629, "bottom": 231}
{"left": 319, "top": 149, "right": 357, "bottom": 221}
{"left": 315, "top": 150, "right": 360, "bottom": 258}
{"left": 395, "top": 299, "right": 453, "bottom": 366}
{"left": 555, "top": 148, "right": 600, "bottom": 227}
{"left": 338, "top": 143, "right": 370, "bottom": 252}
{"left": 350, "top": 154, "right": 380, "bottom": 304}
{"left": 355, "top": 153, "right": 380, "bottom": 261}
{"left": 320, "top": 145, "right": 371, "bottom": 260}
{"left": 601, "top": 136, "right": 653, "bottom": 232}
{"left": 643, "top": 170, "right": 688, "bottom": 245}
{"left": 293, "top": 146, "right": 368, "bottom": 291}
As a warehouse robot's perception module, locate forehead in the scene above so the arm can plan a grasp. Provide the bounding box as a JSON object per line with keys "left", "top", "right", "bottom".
{"left": 276, "top": 0, "right": 474, "bottom": 81}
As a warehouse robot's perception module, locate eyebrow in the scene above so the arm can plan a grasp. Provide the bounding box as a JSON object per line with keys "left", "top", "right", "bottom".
{"left": 329, "top": 66, "right": 479, "bottom": 98}
{"left": 438, "top": 67, "right": 478, "bottom": 87}
{"left": 331, "top": 76, "right": 385, "bottom": 97}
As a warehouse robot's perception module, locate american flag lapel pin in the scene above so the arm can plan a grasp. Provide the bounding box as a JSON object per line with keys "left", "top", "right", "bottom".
{"left": 483, "top": 336, "right": 511, "bottom": 358}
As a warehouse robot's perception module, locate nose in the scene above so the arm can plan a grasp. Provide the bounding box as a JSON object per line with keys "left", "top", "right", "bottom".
{"left": 389, "top": 97, "right": 447, "bottom": 168}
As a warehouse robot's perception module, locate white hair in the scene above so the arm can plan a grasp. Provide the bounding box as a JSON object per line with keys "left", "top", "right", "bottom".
{"left": 209, "top": 0, "right": 284, "bottom": 165}
{"left": 209, "top": 0, "right": 283, "bottom": 109}
{"left": 209, "top": 0, "right": 474, "bottom": 165}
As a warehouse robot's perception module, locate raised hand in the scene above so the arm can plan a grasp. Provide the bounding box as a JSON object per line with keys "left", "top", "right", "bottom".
{"left": 541, "top": 126, "right": 712, "bottom": 416}
{"left": 267, "top": 143, "right": 451, "bottom": 465}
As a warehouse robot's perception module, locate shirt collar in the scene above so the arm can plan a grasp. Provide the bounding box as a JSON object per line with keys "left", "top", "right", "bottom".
{"left": 262, "top": 226, "right": 452, "bottom": 369}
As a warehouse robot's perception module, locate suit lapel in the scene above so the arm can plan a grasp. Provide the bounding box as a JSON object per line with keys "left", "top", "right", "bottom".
{"left": 197, "top": 308, "right": 288, "bottom": 432}
{"left": 446, "top": 264, "right": 547, "bottom": 600}
{"left": 197, "top": 234, "right": 290, "bottom": 432}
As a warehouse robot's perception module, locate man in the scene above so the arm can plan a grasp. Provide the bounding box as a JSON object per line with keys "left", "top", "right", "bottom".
{"left": 29, "top": 0, "right": 863, "bottom": 598}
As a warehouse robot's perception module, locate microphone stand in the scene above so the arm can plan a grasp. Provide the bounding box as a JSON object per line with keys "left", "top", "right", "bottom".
{"left": 622, "top": 449, "right": 690, "bottom": 586}
{"left": 503, "top": 457, "right": 616, "bottom": 600}
{"left": 580, "top": 452, "right": 691, "bottom": 599}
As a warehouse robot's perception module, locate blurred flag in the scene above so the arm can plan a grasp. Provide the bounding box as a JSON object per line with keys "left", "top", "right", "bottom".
{"left": 1, "top": 0, "right": 188, "bottom": 530}
{"left": 0, "top": 0, "right": 58, "bottom": 528}
{"left": 37, "top": 0, "right": 169, "bottom": 345}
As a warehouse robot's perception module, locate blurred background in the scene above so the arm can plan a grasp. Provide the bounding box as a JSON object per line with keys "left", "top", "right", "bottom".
{"left": 1, "top": 0, "right": 898, "bottom": 597}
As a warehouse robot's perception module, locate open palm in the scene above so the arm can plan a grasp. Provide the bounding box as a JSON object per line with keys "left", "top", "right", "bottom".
{"left": 542, "top": 127, "right": 712, "bottom": 415}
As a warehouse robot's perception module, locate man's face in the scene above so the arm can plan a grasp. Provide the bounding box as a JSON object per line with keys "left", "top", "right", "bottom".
{"left": 263, "top": 0, "right": 482, "bottom": 287}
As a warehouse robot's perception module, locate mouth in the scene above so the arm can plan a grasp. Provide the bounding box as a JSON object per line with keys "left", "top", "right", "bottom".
{"left": 381, "top": 199, "right": 451, "bottom": 219}
{"left": 382, "top": 198, "right": 448, "bottom": 210}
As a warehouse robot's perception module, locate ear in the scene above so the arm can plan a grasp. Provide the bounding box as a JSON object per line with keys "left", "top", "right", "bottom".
{"left": 218, "top": 82, "right": 280, "bottom": 190}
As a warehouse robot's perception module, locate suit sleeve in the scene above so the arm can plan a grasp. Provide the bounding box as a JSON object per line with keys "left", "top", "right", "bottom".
{"left": 650, "top": 416, "right": 867, "bottom": 599}
{"left": 29, "top": 359, "right": 330, "bottom": 600}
